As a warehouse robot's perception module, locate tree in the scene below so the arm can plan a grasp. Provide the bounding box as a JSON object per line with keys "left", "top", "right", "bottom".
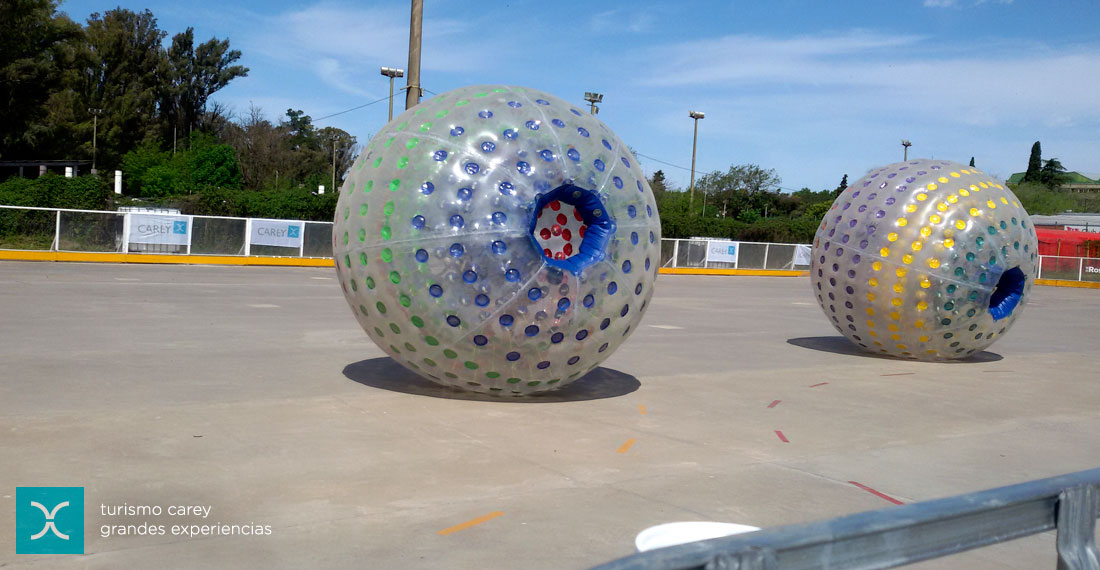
{"left": 159, "top": 27, "right": 248, "bottom": 147}
{"left": 1023, "top": 141, "right": 1042, "bottom": 182}
{"left": 833, "top": 174, "right": 848, "bottom": 196}
{"left": 0, "top": 0, "right": 83, "bottom": 159}
{"left": 969, "top": 157, "right": 975, "bottom": 167}
{"left": 81, "top": 9, "right": 167, "bottom": 169}
{"left": 1040, "top": 158, "right": 1068, "bottom": 188}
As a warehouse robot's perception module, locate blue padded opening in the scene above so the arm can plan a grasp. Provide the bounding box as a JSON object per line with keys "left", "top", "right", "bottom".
{"left": 989, "top": 266, "right": 1026, "bottom": 321}
{"left": 527, "top": 184, "right": 615, "bottom": 275}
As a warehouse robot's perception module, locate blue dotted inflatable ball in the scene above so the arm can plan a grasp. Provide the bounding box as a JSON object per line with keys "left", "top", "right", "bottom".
{"left": 333, "top": 85, "right": 661, "bottom": 394}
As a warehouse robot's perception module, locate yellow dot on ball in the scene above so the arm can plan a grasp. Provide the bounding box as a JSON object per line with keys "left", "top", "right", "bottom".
{"left": 1000, "top": 197, "right": 1009, "bottom": 204}
{"left": 888, "top": 232, "right": 899, "bottom": 242}
{"left": 866, "top": 308, "right": 875, "bottom": 316}
{"left": 955, "top": 220, "right": 967, "bottom": 230}
{"left": 925, "top": 349, "right": 937, "bottom": 355}
{"left": 987, "top": 200, "right": 996, "bottom": 209}
{"left": 927, "top": 183, "right": 938, "bottom": 191}
{"left": 905, "top": 204, "right": 917, "bottom": 213}
{"left": 867, "top": 293, "right": 876, "bottom": 301}
{"left": 928, "top": 257, "right": 941, "bottom": 268}
{"left": 936, "top": 202, "right": 948, "bottom": 212}
{"left": 902, "top": 254, "right": 914, "bottom": 264}
{"left": 893, "top": 283, "right": 904, "bottom": 293}
{"left": 870, "top": 333, "right": 879, "bottom": 339}
{"left": 1012, "top": 200, "right": 1019, "bottom": 207}
{"left": 920, "top": 278, "right": 931, "bottom": 288}
{"left": 872, "top": 261, "right": 883, "bottom": 271}
{"left": 880, "top": 247, "right": 890, "bottom": 257}
{"left": 943, "top": 238, "right": 954, "bottom": 248}
{"left": 916, "top": 193, "right": 927, "bottom": 201}
{"left": 896, "top": 267, "right": 908, "bottom": 277}
{"left": 970, "top": 185, "right": 979, "bottom": 191}
{"left": 959, "top": 189, "right": 970, "bottom": 197}
{"left": 948, "top": 195, "right": 959, "bottom": 203}
{"left": 969, "top": 207, "right": 980, "bottom": 216}
{"left": 891, "top": 334, "right": 901, "bottom": 341}
{"left": 890, "top": 311, "right": 901, "bottom": 320}
{"left": 911, "top": 241, "right": 923, "bottom": 251}
{"left": 896, "top": 343, "right": 907, "bottom": 350}
{"left": 888, "top": 323, "right": 899, "bottom": 332}
{"left": 980, "top": 182, "right": 990, "bottom": 188}
{"left": 866, "top": 320, "right": 876, "bottom": 328}
{"left": 930, "top": 214, "right": 942, "bottom": 224}
{"left": 869, "top": 278, "right": 879, "bottom": 287}
{"left": 950, "top": 172, "right": 961, "bottom": 178}
{"left": 919, "top": 335, "right": 930, "bottom": 342}
{"left": 914, "top": 319, "right": 925, "bottom": 328}
{"left": 920, "top": 226, "right": 932, "bottom": 237}
{"left": 916, "top": 301, "right": 928, "bottom": 311}
{"left": 898, "top": 217, "right": 909, "bottom": 225}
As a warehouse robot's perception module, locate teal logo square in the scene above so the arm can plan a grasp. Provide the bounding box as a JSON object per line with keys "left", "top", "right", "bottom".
{"left": 172, "top": 221, "right": 188, "bottom": 235}
{"left": 288, "top": 225, "right": 300, "bottom": 238}
{"left": 16, "top": 487, "right": 84, "bottom": 554}
{"left": 727, "top": 245, "right": 736, "bottom": 255}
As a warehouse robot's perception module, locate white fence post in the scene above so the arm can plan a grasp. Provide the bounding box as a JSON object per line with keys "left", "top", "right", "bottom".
{"left": 671, "top": 239, "right": 679, "bottom": 268}
{"left": 1080, "top": 257, "right": 1084, "bottom": 282}
{"left": 120, "top": 212, "right": 131, "bottom": 253}
{"left": 763, "top": 243, "right": 770, "bottom": 270}
{"left": 243, "top": 218, "right": 252, "bottom": 257}
{"left": 52, "top": 209, "right": 60, "bottom": 251}
{"left": 1038, "top": 255, "right": 1044, "bottom": 280}
{"left": 298, "top": 221, "right": 306, "bottom": 257}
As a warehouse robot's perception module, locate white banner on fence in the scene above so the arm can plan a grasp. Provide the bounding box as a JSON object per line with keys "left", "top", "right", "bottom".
{"left": 251, "top": 219, "right": 304, "bottom": 248}
{"left": 705, "top": 240, "right": 739, "bottom": 264}
{"left": 794, "top": 244, "right": 813, "bottom": 266}
{"left": 128, "top": 213, "right": 191, "bottom": 245}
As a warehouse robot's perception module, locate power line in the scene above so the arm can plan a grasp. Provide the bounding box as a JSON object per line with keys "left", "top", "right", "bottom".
{"left": 314, "top": 95, "right": 391, "bottom": 121}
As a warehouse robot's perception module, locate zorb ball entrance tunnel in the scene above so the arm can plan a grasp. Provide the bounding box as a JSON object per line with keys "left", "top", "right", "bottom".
{"left": 333, "top": 85, "right": 660, "bottom": 394}
{"left": 811, "top": 159, "right": 1038, "bottom": 360}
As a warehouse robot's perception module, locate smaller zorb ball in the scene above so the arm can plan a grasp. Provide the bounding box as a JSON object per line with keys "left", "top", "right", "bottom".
{"left": 333, "top": 85, "right": 660, "bottom": 394}
{"left": 811, "top": 159, "right": 1038, "bottom": 360}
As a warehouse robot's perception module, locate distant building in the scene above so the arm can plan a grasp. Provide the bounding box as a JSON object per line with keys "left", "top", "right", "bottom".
{"left": 1006, "top": 171, "right": 1100, "bottom": 193}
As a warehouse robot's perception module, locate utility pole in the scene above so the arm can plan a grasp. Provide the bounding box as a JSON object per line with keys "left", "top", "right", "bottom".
{"left": 902, "top": 139, "right": 912, "bottom": 161}
{"left": 331, "top": 134, "right": 339, "bottom": 193}
{"left": 88, "top": 108, "right": 103, "bottom": 173}
{"left": 381, "top": 67, "right": 405, "bottom": 121}
{"left": 405, "top": 0, "right": 423, "bottom": 110}
{"left": 688, "top": 110, "right": 705, "bottom": 215}
{"left": 584, "top": 92, "right": 603, "bottom": 115}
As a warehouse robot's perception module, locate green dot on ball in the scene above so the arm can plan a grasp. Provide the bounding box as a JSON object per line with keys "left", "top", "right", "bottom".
{"left": 365, "top": 276, "right": 375, "bottom": 289}
{"left": 406, "top": 138, "right": 419, "bottom": 149}
{"left": 424, "top": 336, "right": 438, "bottom": 346}
{"left": 359, "top": 252, "right": 367, "bottom": 266}
{"left": 383, "top": 201, "right": 395, "bottom": 215}
{"left": 411, "top": 316, "right": 424, "bottom": 327}
{"left": 376, "top": 302, "right": 386, "bottom": 314}
{"left": 443, "top": 349, "right": 457, "bottom": 359}
{"left": 507, "top": 377, "right": 521, "bottom": 384}
{"left": 464, "top": 361, "right": 478, "bottom": 370}
{"left": 390, "top": 323, "right": 401, "bottom": 334}
{"left": 380, "top": 226, "right": 392, "bottom": 240}
{"left": 389, "top": 270, "right": 401, "bottom": 284}
{"left": 382, "top": 248, "right": 393, "bottom": 262}
{"left": 389, "top": 179, "right": 400, "bottom": 191}
{"left": 486, "top": 371, "right": 500, "bottom": 378}
{"left": 399, "top": 294, "right": 411, "bottom": 307}
{"left": 397, "top": 157, "right": 409, "bottom": 169}
{"left": 423, "top": 358, "right": 436, "bottom": 367}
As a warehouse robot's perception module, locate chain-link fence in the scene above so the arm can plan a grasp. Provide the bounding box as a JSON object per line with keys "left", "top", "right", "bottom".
{"left": 0, "top": 205, "right": 334, "bottom": 259}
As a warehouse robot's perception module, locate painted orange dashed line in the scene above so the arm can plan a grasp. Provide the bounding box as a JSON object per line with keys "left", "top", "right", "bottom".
{"left": 638, "top": 404, "right": 647, "bottom": 415}
{"left": 848, "top": 481, "right": 904, "bottom": 505}
{"left": 774, "top": 430, "right": 789, "bottom": 443}
{"left": 809, "top": 382, "right": 829, "bottom": 388}
{"left": 437, "top": 511, "right": 504, "bottom": 536}
{"left": 767, "top": 400, "right": 781, "bottom": 408}
{"left": 617, "top": 438, "right": 637, "bottom": 453}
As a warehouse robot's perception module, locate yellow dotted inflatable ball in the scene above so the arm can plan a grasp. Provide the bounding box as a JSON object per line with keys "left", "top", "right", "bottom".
{"left": 811, "top": 159, "right": 1037, "bottom": 360}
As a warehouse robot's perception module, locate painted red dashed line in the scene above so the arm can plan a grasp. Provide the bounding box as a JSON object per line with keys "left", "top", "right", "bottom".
{"left": 774, "top": 430, "right": 789, "bottom": 443}
{"left": 848, "top": 481, "right": 904, "bottom": 505}
{"left": 809, "top": 382, "right": 829, "bottom": 388}
{"left": 767, "top": 400, "right": 781, "bottom": 409}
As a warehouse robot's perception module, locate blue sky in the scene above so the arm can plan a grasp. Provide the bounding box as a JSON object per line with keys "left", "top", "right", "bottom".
{"left": 58, "top": 0, "right": 1100, "bottom": 191}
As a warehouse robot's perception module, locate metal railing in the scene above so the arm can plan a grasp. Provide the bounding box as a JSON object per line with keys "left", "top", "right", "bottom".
{"left": 592, "top": 467, "right": 1100, "bottom": 570}
{"left": 0, "top": 204, "right": 334, "bottom": 258}
{"left": 1039, "top": 255, "right": 1100, "bottom": 283}
{"left": 660, "top": 238, "right": 812, "bottom": 271}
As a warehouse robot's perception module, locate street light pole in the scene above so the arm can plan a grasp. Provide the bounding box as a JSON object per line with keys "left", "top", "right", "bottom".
{"left": 688, "top": 110, "right": 705, "bottom": 215}
{"left": 584, "top": 92, "right": 603, "bottom": 115}
{"left": 380, "top": 67, "right": 405, "bottom": 121}
{"left": 902, "top": 139, "right": 912, "bottom": 161}
{"left": 88, "top": 108, "right": 103, "bottom": 173}
{"left": 405, "top": 0, "right": 423, "bottom": 110}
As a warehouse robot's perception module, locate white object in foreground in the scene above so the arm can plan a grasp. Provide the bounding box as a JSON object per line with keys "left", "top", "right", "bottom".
{"left": 634, "top": 522, "right": 760, "bottom": 552}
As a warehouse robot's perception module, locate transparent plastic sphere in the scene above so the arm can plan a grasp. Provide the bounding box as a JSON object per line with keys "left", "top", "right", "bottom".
{"left": 333, "top": 85, "right": 661, "bottom": 394}
{"left": 811, "top": 159, "right": 1038, "bottom": 360}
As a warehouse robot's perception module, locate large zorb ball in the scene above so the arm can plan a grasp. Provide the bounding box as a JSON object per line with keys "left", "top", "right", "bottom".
{"left": 811, "top": 159, "right": 1038, "bottom": 360}
{"left": 333, "top": 85, "right": 660, "bottom": 394}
